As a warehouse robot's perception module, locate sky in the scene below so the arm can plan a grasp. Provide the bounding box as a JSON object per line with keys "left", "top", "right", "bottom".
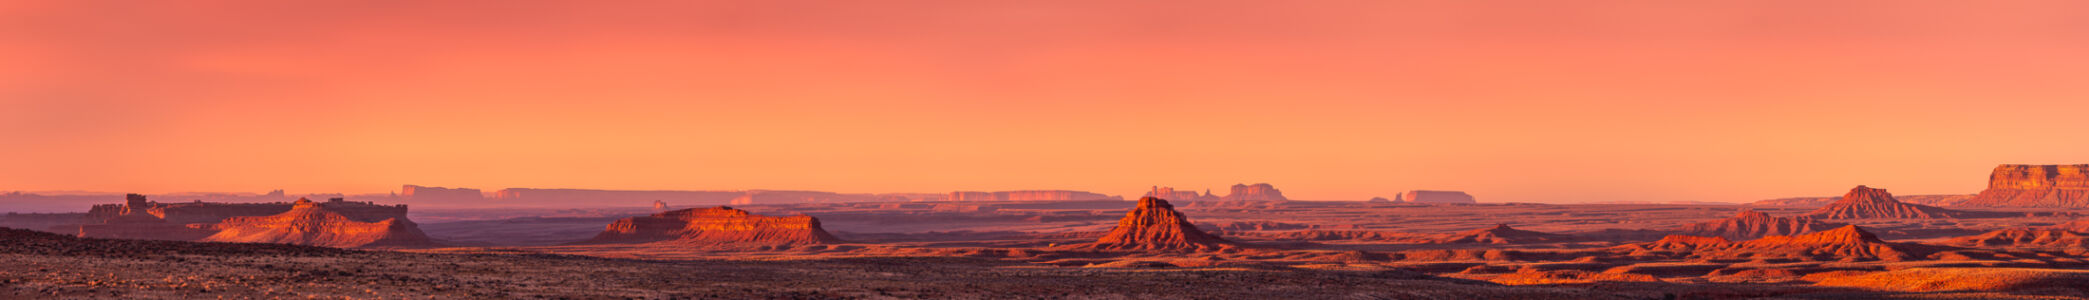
{"left": 4, "top": 1, "right": 2089, "bottom": 203}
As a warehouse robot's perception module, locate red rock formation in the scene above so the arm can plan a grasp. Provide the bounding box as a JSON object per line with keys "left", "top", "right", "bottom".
{"left": 1366, "top": 197, "right": 1392, "bottom": 203}
{"left": 200, "top": 198, "right": 435, "bottom": 248}
{"left": 1080, "top": 197, "right": 1233, "bottom": 251}
{"left": 1802, "top": 186, "right": 1968, "bottom": 219}
{"left": 1677, "top": 210, "right": 1845, "bottom": 240}
{"left": 652, "top": 200, "right": 668, "bottom": 211}
{"left": 1963, "top": 164, "right": 2089, "bottom": 208}
{"left": 1221, "top": 183, "right": 1289, "bottom": 201}
{"left": 1942, "top": 228, "right": 2089, "bottom": 249}
{"left": 1402, "top": 190, "right": 1477, "bottom": 204}
{"left": 578, "top": 206, "right": 841, "bottom": 246}
{"left": 1436, "top": 224, "right": 1572, "bottom": 244}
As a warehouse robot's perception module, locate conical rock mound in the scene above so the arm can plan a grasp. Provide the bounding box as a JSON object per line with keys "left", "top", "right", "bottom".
{"left": 1803, "top": 186, "right": 1968, "bottom": 219}
{"left": 1678, "top": 210, "right": 1845, "bottom": 240}
{"left": 1078, "top": 197, "right": 1233, "bottom": 251}
{"left": 578, "top": 206, "right": 841, "bottom": 247}
{"left": 201, "top": 198, "right": 435, "bottom": 248}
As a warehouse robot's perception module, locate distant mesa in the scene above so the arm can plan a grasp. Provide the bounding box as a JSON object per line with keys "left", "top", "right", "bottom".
{"left": 1143, "top": 186, "right": 1219, "bottom": 202}
{"left": 1677, "top": 210, "right": 1845, "bottom": 240}
{"left": 1221, "top": 183, "right": 1289, "bottom": 201}
{"left": 577, "top": 206, "right": 841, "bottom": 247}
{"left": 1076, "top": 197, "right": 1235, "bottom": 251}
{"left": 1402, "top": 190, "right": 1476, "bottom": 204}
{"left": 1962, "top": 164, "right": 2089, "bottom": 208}
{"left": 1143, "top": 183, "right": 1288, "bottom": 202}
{"left": 1802, "top": 185, "right": 1974, "bottom": 219}
{"left": 1366, "top": 197, "right": 1393, "bottom": 203}
{"left": 652, "top": 200, "right": 668, "bottom": 211}
{"left": 400, "top": 185, "right": 484, "bottom": 201}
{"left": 946, "top": 190, "right": 1120, "bottom": 202}
{"left": 200, "top": 198, "right": 436, "bottom": 248}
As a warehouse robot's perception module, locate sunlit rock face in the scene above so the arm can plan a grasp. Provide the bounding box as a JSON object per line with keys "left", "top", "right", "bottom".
{"left": 1081, "top": 197, "right": 1233, "bottom": 251}
{"left": 1804, "top": 186, "right": 1968, "bottom": 219}
{"left": 1402, "top": 190, "right": 1476, "bottom": 204}
{"left": 579, "top": 206, "right": 841, "bottom": 246}
{"left": 200, "top": 198, "right": 435, "bottom": 248}
{"left": 1221, "top": 183, "right": 1289, "bottom": 201}
{"left": 1964, "top": 164, "right": 2089, "bottom": 208}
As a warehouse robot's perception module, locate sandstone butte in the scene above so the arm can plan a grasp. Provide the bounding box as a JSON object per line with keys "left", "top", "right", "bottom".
{"left": 576, "top": 206, "right": 841, "bottom": 246}
{"left": 1676, "top": 210, "right": 1846, "bottom": 240}
{"left": 1077, "top": 197, "right": 1235, "bottom": 251}
{"left": 1802, "top": 185, "right": 1969, "bottom": 219}
{"left": 200, "top": 198, "right": 435, "bottom": 248}
{"left": 1963, "top": 164, "right": 2089, "bottom": 208}
{"left": 1624, "top": 225, "right": 1925, "bottom": 261}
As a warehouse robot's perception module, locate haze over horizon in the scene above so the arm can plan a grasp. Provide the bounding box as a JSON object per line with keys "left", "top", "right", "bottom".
{"left": 6, "top": 1, "right": 2088, "bottom": 203}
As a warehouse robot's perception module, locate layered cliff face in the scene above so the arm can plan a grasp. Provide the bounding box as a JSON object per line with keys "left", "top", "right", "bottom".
{"left": 1963, "top": 164, "right": 2089, "bottom": 208}
{"left": 1080, "top": 197, "right": 1233, "bottom": 251}
{"left": 579, "top": 206, "right": 841, "bottom": 246}
{"left": 200, "top": 198, "right": 435, "bottom": 248}
{"left": 1803, "top": 186, "right": 1968, "bottom": 219}
{"left": 1677, "top": 210, "right": 1845, "bottom": 240}
{"left": 1221, "top": 183, "right": 1289, "bottom": 201}
{"left": 1402, "top": 190, "right": 1477, "bottom": 204}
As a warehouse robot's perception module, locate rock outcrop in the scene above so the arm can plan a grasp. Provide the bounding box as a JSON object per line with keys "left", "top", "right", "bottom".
{"left": 200, "top": 198, "right": 435, "bottom": 248}
{"left": 1402, "top": 190, "right": 1477, "bottom": 204}
{"left": 578, "top": 206, "right": 841, "bottom": 246}
{"left": 1079, "top": 197, "right": 1233, "bottom": 251}
{"left": 1366, "top": 197, "right": 1393, "bottom": 204}
{"left": 1221, "top": 183, "right": 1289, "bottom": 201}
{"left": 1677, "top": 210, "right": 1845, "bottom": 240}
{"left": 1803, "top": 186, "right": 1970, "bottom": 219}
{"left": 1963, "top": 164, "right": 2089, "bottom": 208}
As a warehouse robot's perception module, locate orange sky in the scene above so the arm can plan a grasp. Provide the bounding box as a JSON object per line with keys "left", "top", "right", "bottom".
{"left": 5, "top": 1, "right": 2089, "bottom": 203}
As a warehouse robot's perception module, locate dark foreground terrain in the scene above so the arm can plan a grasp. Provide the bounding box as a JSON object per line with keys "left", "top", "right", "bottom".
{"left": 0, "top": 227, "right": 1618, "bottom": 299}
{"left": 8, "top": 227, "right": 2086, "bottom": 299}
